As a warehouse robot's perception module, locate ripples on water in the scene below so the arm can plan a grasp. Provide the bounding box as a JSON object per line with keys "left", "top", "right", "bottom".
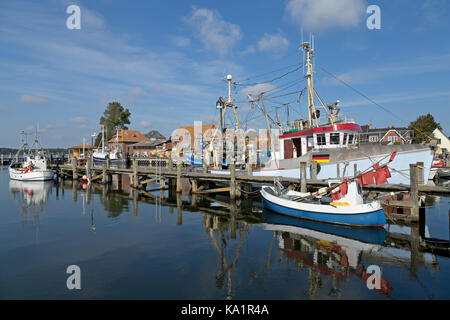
{"left": 0, "top": 168, "right": 449, "bottom": 300}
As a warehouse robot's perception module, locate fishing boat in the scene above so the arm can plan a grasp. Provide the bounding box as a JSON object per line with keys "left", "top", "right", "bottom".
{"left": 92, "top": 126, "right": 124, "bottom": 165}
{"left": 9, "top": 131, "right": 54, "bottom": 181}
{"left": 251, "top": 41, "right": 433, "bottom": 184}
{"left": 261, "top": 155, "right": 395, "bottom": 227}
{"left": 209, "top": 41, "right": 433, "bottom": 185}
{"left": 261, "top": 180, "right": 386, "bottom": 227}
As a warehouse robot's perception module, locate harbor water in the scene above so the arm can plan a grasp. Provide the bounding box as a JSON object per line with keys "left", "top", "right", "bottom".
{"left": 1, "top": 168, "right": 449, "bottom": 300}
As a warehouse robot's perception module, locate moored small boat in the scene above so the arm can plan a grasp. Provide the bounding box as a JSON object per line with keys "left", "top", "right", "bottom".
{"left": 261, "top": 180, "right": 386, "bottom": 228}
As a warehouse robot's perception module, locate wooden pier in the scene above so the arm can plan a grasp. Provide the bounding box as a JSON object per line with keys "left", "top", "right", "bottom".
{"left": 49, "top": 158, "right": 450, "bottom": 223}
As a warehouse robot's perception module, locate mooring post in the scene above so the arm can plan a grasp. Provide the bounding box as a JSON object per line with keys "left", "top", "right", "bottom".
{"left": 203, "top": 162, "right": 208, "bottom": 174}
{"left": 72, "top": 156, "right": 78, "bottom": 180}
{"left": 1, "top": 154, "right": 3, "bottom": 166}
{"left": 168, "top": 157, "right": 173, "bottom": 172}
{"left": 191, "top": 179, "right": 198, "bottom": 193}
{"left": 245, "top": 162, "right": 253, "bottom": 194}
{"left": 86, "top": 157, "right": 92, "bottom": 180}
{"left": 354, "top": 163, "right": 358, "bottom": 176}
{"left": 311, "top": 162, "right": 317, "bottom": 180}
{"left": 230, "top": 161, "right": 236, "bottom": 200}
{"left": 410, "top": 163, "right": 419, "bottom": 220}
{"left": 132, "top": 158, "right": 138, "bottom": 188}
{"left": 300, "top": 161, "right": 307, "bottom": 193}
{"left": 336, "top": 163, "right": 341, "bottom": 178}
{"left": 103, "top": 157, "right": 110, "bottom": 184}
{"left": 176, "top": 161, "right": 182, "bottom": 193}
{"left": 417, "top": 161, "right": 424, "bottom": 185}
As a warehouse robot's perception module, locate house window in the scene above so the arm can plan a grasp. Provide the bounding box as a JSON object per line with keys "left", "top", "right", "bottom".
{"left": 330, "top": 133, "right": 340, "bottom": 145}
{"left": 388, "top": 135, "right": 398, "bottom": 143}
{"left": 317, "top": 134, "right": 326, "bottom": 146}
{"left": 369, "top": 135, "right": 379, "bottom": 142}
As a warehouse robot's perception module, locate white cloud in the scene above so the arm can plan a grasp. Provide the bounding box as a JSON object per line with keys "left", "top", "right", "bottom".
{"left": 19, "top": 95, "right": 50, "bottom": 104}
{"left": 172, "top": 36, "right": 191, "bottom": 48}
{"left": 257, "top": 33, "right": 290, "bottom": 55}
{"left": 285, "top": 0, "right": 365, "bottom": 32}
{"left": 129, "top": 87, "right": 146, "bottom": 97}
{"left": 138, "top": 120, "right": 152, "bottom": 128}
{"left": 241, "top": 83, "right": 277, "bottom": 100}
{"left": 71, "top": 117, "right": 89, "bottom": 124}
{"left": 184, "top": 7, "right": 242, "bottom": 56}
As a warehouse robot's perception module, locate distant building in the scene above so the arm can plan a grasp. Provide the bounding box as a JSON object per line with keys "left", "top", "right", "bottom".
{"left": 68, "top": 144, "right": 95, "bottom": 159}
{"left": 108, "top": 130, "right": 148, "bottom": 156}
{"left": 171, "top": 124, "right": 215, "bottom": 158}
{"left": 131, "top": 130, "right": 172, "bottom": 157}
{"left": 432, "top": 128, "right": 450, "bottom": 156}
{"left": 359, "top": 124, "right": 413, "bottom": 145}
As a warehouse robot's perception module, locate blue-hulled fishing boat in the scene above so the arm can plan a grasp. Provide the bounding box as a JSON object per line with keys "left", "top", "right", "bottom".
{"left": 261, "top": 180, "right": 386, "bottom": 228}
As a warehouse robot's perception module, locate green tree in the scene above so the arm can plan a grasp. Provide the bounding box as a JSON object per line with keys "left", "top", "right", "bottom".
{"left": 94, "top": 102, "right": 131, "bottom": 147}
{"left": 408, "top": 113, "right": 442, "bottom": 144}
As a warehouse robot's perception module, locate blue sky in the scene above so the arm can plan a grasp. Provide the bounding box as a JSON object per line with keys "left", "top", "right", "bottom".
{"left": 0, "top": 0, "right": 449, "bottom": 147}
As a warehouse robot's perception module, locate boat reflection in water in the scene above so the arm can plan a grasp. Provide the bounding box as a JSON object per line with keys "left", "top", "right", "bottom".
{"left": 9, "top": 180, "right": 53, "bottom": 216}
{"left": 261, "top": 210, "right": 393, "bottom": 297}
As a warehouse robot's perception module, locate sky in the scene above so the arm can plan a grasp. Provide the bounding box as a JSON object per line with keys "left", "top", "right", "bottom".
{"left": 0, "top": 0, "right": 449, "bottom": 148}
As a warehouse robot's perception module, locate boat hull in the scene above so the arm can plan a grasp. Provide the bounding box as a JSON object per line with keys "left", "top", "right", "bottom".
{"left": 261, "top": 187, "right": 386, "bottom": 228}
{"left": 255, "top": 146, "right": 433, "bottom": 185}
{"left": 9, "top": 168, "right": 54, "bottom": 181}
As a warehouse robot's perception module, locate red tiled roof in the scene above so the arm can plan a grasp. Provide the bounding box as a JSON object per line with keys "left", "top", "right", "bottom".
{"left": 108, "top": 130, "right": 148, "bottom": 143}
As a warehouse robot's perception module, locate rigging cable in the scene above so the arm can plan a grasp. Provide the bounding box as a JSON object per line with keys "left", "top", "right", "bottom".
{"left": 317, "top": 65, "right": 438, "bottom": 142}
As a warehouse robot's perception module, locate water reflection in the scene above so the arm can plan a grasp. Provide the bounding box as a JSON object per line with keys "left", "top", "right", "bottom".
{"left": 261, "top": 212, "right": 392, "bottom": 298}
{"left": 9, "top": 180, "right": 53, "bottom": 217}
{"left": 4, "top": 173, "right": 449, "bottom": 299}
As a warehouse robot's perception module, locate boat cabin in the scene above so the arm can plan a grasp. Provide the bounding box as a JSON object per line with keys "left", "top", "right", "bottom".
{"left": 278, "top": 122, "right": 361, "bottom": 159}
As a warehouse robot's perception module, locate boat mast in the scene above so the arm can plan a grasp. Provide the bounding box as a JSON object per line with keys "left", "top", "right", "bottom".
{"left": 302, "top": 41, "right": 316, "bottom": 128}
{"left": 301, "top": 39, "right": 331, "bottom": 128}
{"left": 101, "top": 125, "right": 105, "bottom": 153}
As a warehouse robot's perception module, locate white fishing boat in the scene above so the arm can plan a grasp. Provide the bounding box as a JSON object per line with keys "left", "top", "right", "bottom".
{"left": 9, "top": 131, "right": 54, "bottom": 181}
{"left": 92, "top": 126, "right": 124, "bottom": 164}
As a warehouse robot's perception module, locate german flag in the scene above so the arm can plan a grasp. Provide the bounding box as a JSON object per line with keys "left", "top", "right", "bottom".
{"left": 312, "top": 154, "right": 330, "bottom": 163}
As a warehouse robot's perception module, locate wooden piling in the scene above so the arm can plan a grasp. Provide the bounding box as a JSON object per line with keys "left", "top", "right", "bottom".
{"left": 244, "top": 163, "right": 253, "bottom": 195}
{"left": 1, "top": 154, "right": 3, "bottom": 166}
{"left": 86, "top": 157, "right": 92, "bottom": 180}
{"left": 410, "top": 163, "right": 419, "bottom": 220}
{"left": 102, "top": 158, "right": 110, "bottom": 184}
{"left": 132, "top": 159, "right": 138, "bottom": 188}
{"left": 230, "top": 161, "right": 236, "bottom": 200}
{"left": 191, "top": 178, "right": 198, "bottom": 193}
{"left": 168, "top": 157, "right": 173, "bottom": 172}
{"left": 417, "top": 162, "right": 424, "bottom": 185}
{"left": 336, "top": 163, "right": 341, "bottom": 178}
{"left": 354, "top": 163, "right": 358, "bottom": 176}
{"left": 300, "top": 161, "right": 307, "bottom": 193}
{"left": 311, "top": 162, "right": 317, "bottom": 180}
{"left": 72, "top": 157, "right": 78, "bottom": 180}
{"left": 176, "top": 161, "right": 182, "bottom": 193}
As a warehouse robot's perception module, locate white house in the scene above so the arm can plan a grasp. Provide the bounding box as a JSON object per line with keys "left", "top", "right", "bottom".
{"left": 433, "top": 128, "right": 450, "bottom": 155}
